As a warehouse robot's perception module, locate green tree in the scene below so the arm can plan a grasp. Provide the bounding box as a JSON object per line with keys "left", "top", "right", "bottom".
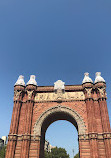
{"left": 0, "top": 145, "right": 6, "bottom": 158}
{"left": 74, "top": 152, "right": 79, "bottom": 158}
{"left": 44, "top": 151, "right": 52, "bottom": 158}
{"left": 45, "top": 147, "right": 70, "bottom": 158}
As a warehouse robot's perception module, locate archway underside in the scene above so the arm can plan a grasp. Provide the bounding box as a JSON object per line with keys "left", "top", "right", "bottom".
{"left": 33, "top": 105, "right": 87, "bottom": 158}
{"left": 33, "top": 105, "right": 86, "bottom": 137}
{"left": 40, "top": 112, "right": 79, "bottom": 158}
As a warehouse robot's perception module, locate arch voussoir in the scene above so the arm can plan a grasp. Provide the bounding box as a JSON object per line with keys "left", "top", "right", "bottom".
{"left": 33, "top": 105, "right": 86, "bottom": 136}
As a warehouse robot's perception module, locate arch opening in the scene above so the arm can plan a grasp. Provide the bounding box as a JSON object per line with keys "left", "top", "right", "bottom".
{"left": 45, "top": 119, "right": 79, "bottom": 158}
{"left": 34, "top": 106, "right": 86, "bottom": 136}
{"left": 33, "top": 106, "right": 86, "bottom": 158}
{"left": 41, "top": 111, "right": 78, "bottom": 135}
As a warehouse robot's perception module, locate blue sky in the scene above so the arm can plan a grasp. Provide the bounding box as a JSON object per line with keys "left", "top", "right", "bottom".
{"left": 0, "top": 0, "right": 111, "bottom": 157}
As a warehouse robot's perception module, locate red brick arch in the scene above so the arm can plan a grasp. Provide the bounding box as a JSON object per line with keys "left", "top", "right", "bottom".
{"left": 33, "top": 105, "right": 86, "bottom": 136}
{"left": 33, "top": 105, "right": 87, "bottom": 158}
{"left": 5, "top": 82, "right": 111, "bottom": 158}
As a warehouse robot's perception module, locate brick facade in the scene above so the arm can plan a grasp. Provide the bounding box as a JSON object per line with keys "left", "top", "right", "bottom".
{"left": 5, "top": 81, "right": 111, "bottom": 158}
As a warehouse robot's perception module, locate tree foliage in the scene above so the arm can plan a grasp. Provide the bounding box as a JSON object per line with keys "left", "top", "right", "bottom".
{"left": 0, "top": 145, "right": 6, "bottom": 158}
{"left": 45, "top": 147, "right": 70, "bottom": 158}
{"left": 74, "top": 152, "right": 79, "bottom": 158}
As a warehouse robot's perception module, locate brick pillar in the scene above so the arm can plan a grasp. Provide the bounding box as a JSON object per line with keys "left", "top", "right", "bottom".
{"left": 79, "top": 135, "right": 91, "bottom": 158}
{"left": 93, "top": 97, "right": 106, "bottom": 158}
{"left": 29, "top": 135, "right": 41, "bottom": 158}
{"left": 99, "top": 99, "right": 111, "bottom": 158}
{"left": 79, "top": 139, "right": 82, "bottom": 158}
{"left": 110, "top": 136, "right": 111, "bottom": 153}
{"left": 95, "top": 82, "right": 111, "bottom": 158}
{"left": 93, "top": 99, "right": 103, "bottom": 133}
{"left": 83, "top": 82, "right": 99, "bottom": 158}
{"left": 20, "top": 84, "right": 36, "bottom": 158}
{"left": 5, "top": 85, "right": 25, "bottom": 158}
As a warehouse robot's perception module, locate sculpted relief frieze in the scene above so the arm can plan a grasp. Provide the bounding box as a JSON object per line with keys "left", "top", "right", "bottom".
{"left": 35, "top": 91, "right": 85, "bottom": 102}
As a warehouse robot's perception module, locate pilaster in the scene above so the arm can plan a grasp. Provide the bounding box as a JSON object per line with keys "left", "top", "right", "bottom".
{"left": 83, "top": 82, "right": 99, "bottom": 158}
{"left": 6, "top": 85, "right": 25, "bottom": 158}
{"left": 95, "top": 82, "right": 111, "bottom": 158}
{"left": 20, "top": 84, "right": 37, "bottom": 158}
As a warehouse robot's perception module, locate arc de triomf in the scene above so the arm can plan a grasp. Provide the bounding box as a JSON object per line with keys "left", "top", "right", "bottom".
{"left": 6, "top": 72, "right": 111, "bottom": 158}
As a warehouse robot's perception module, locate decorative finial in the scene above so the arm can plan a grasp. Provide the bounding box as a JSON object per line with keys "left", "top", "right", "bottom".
{"left": 54, "top": 80, "right": 65, "bottom": 90}
{"left": 27, "top": 75, "right": 37, "bottom": 86}
{"left": 15, "top": 75, "right": 25, "bottom": 86}
{"left": 94, "top": 72, "right": 105, "bottom": 83}
{"left": 82, "top": 72, "right": 93, "bottom": 84}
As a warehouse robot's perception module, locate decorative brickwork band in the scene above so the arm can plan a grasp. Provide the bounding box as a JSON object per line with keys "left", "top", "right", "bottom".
{"left": 7, "top": 133, "right": 111, "bottom": 141}
{"left": 79, "top": 133, "right": 111, "bottom": 140}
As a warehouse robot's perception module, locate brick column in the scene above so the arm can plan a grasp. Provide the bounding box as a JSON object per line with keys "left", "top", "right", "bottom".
{"left": 110, "top": 136, "right": 111, "bottom": 151}
{"left": 5, "top": 85, "right": 25, "bottom": 158}
{"left": 83, "top": 82, "right": 99, "bottom": 158}
{"left": 79, "top": 135, "right": 91, "bottom": 158}
{"left": 95, "top": 82, "right": 111, "bottom": 158}
{"left": 29, "top": 135, "right": 41, "bottom": 158}
{"left": 20, "top": 85, "right": 36, "bottom": 158}
{"left": 93, "top": 98, "right": 106, "bottom": 157}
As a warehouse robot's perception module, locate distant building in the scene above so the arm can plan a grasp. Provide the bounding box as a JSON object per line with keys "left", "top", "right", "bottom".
{"left": 44, "top": 140, "right": 55, "bottom": 152}
{"left": 0, "top": 136, "right": 7, "bottom": 150}
{"left": 2, "top": 136, "right": 7, "bottom": 145}
{"left": 0, "top": 138, "right": 4, "bottom": 150}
